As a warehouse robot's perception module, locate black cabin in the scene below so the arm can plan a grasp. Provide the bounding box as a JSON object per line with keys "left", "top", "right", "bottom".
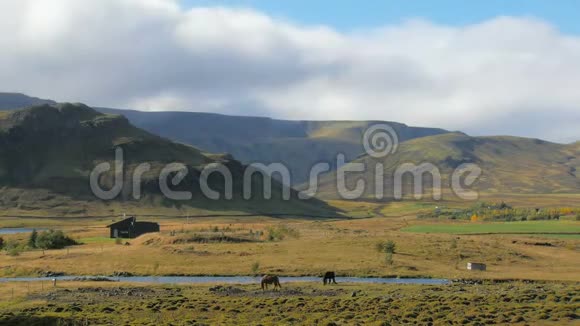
{"left": 107, "top": 216, "right": 159, "bottom": 239}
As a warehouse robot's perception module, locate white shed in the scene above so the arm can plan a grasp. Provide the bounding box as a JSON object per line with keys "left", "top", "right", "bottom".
{"left": 467, "top": 262, "right": 486, "bottom": 271}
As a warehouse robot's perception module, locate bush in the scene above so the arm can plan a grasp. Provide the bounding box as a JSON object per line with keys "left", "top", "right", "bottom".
{"left": 0, "top": 237, "right": 4, "bottom": 250}
{"left": 385, "top": 252, "right": 393, "bottom": 266}
{"left": 28, "top": 229, "right": 38, "bottom": 248}
{"left": 450, "top": 238, "right": 458, "bottom": 249}
{"left": 375, "top": 241, "right": 386, "bottom": 253}
{"left": 384, "top": 240, "right": 396, "bottom": 254}
{"left": 266, "top": 225, "right": 300, "bottom": 241}
{"left": 4, "top": 239, "right": 24, "bottom": 256}
{"left": 7, "top": 248, "right": 21, "bottom": 256}
{"left": 251, "top": 261, "right": 260, "bottom": 275}
{"left": 35, "top": 230, "right": 77, "bottom": 250}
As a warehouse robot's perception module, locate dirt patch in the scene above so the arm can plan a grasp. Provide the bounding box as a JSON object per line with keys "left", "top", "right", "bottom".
{"left": 207, "top": 285, "right": 345, "bottom": 298}
{"left": 28, "top": 286, "right": 171, "bottom": 303}
{"left": 170, "top": 234, "right": 259, "bottom": 244}
{"left": 208, "top": 285, "right": 246, "bottom": 295}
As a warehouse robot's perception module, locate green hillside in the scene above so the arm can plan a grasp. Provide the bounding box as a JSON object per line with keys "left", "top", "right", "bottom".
{"left": 316, "top": 133, "right": 580, "bottom": 199}
{"left": 0, "top": 103, "right": 337, "bottom": 217}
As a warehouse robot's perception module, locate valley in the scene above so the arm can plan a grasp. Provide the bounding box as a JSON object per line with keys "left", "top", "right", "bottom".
{"left": 0, "top": 97, "right": 577, "bottom": 325}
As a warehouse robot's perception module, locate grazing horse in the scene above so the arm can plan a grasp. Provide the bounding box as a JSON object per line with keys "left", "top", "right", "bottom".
{"left": 323, "top": 271, "right": 337, "bottom": 285}
{"left": 261, "top": 275, "right": 281, "bottom": 291}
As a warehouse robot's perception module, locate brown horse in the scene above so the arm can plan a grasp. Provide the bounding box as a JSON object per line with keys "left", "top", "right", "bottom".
{"left": 323, "top": 271, "right": 337, "bottom": 285}
{"left": 261, "top": 275, "right": 281, "bottom": 291}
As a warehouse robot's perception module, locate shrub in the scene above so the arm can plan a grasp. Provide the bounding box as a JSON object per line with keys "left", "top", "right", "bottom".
{"left": 385, "top": 252, "right": 393, "bottom": 265}
{"left": 375, "top": 241, "right": 386, "bottom": 253}
{"left": 7, "top": 248, "right": 21, "bottom": 256}
{"left": 35, "top": 230, "right": 77, "bottom": 250}
{"left": 384, "top": 240, "right": 396, "bottom": 254}
{"left": 266, "top": 225, "right": 300, "bottom": 241}
{"left": 28, "top": 229, "right": 38, "bottom": 248}
{"left": 450, "top": 238, "right": 458, "bottom": 249}
{"left": 4, "top": 239, "right": 24, "bottom": 256}
{"left": 251, "top": 261, "right": 260, "bottom": 275}
{"left": 0, "top": 237, "right": 4, "bottom": 250}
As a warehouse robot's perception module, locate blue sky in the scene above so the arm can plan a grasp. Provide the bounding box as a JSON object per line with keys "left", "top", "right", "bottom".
{"left": 183, "top": 0, "right": 580, "bottom": 34}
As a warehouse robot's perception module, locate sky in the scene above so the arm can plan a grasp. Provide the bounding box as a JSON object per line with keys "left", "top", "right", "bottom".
{"left": 0, "top": 0, "right": 579, "bottom": 143}
{"left": 183, "top": 0, "right": 580, "bottom": 34}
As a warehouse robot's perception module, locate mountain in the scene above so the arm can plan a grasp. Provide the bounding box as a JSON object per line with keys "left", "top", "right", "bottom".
{"left": 0, "top": 103, "right": 337, "bottom": 217}
{"left": 0, "top": 92, "right": 55, "bottom": 110}
{"left": 315, "top": 133, "right": 580, "bottom": 199}
{"left": 0, "top": 94, "right": 450, "bottom": 185}
{"left": 96, "top": 107, "right": 449, "bottom": 184}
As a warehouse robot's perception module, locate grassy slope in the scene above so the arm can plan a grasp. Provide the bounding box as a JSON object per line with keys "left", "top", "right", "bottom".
{"left": 316, "top": 132, "right": 580, "bottom": 198}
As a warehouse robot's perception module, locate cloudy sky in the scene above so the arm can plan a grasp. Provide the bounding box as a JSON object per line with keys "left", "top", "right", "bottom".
{"left": 1, "top": 0, "right": 579, "bottom": 143}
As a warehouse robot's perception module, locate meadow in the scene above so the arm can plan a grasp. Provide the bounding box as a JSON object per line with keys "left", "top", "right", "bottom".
{"left": 1, "top": 280, "right": 578, "bottom": 325}
{"left": 402, "top": 220, "right": 580, "bottom": 238}
{"left": 0, "top": 199, "right": 579, "bottom": 281}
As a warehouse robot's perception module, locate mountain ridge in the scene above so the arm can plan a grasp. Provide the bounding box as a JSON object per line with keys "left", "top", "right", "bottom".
{"left": 315, "top": 132, "right": 580, "bottom": 199}
{"left": 0, "top": 102, "right": 337, "bottom": 216}
{"left": 0, "top": 93, "right": 450, "bottom": 185}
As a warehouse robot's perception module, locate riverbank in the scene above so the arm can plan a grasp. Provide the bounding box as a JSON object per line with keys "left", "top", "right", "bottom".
{"left": 0, "top": 275, "right": 449, "bottom": 285}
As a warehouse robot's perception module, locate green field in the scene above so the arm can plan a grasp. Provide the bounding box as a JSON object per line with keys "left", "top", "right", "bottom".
{"left": 402, "top": 221, "right": 580, "bottom": 238}
{"left": 78, "top": 237, "right": 117, "bottom": 244}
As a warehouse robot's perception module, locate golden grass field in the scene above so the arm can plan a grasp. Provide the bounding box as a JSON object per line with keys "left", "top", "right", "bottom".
{"left": 1, "top": 197, "right": 579, "bottom": 282}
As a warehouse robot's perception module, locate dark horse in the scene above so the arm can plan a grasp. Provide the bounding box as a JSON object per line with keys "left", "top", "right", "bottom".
{"left": 261, "top": 275, "right": 281, "bottom": 291}
{"left": 323, "top": 271, "right": 337, "bottom": 285}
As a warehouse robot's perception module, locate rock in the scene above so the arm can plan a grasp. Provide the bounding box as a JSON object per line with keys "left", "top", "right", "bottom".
{"left": 40, "top": 271, "right": 65, "bottom": 277}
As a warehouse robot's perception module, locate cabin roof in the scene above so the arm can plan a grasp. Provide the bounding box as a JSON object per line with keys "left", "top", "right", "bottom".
{"left": 106, "top": 216, "right": 136, "bottom": 228}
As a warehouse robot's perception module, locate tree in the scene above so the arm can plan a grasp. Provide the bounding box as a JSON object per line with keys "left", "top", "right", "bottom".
{"left": 385, "top": 252, "right": 394, "bottom": 266}
{"left": 384, "top": 240, "right": 396, "bottom": 254}
{"left": 35, "top": 230, "right": 77, "bottom": 250}
{"left": 28, "top": 229, "right": 38, "bottom": 248}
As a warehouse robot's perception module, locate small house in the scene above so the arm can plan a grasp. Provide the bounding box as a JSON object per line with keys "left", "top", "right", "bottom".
{"left": 107, "top": 216, "right": 159, "bottom": 239}
{"left": 467, "top": 262, "right": 486, "bottom": 271}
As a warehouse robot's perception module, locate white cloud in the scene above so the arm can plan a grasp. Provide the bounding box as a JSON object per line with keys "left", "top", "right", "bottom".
{"left": 0, "top": 0, "right": 579, "bottom": 142}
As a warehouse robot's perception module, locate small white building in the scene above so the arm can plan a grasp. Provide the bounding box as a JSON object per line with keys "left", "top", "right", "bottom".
{"left": 467, "top": 262, "right": 486, "bottom": 271}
